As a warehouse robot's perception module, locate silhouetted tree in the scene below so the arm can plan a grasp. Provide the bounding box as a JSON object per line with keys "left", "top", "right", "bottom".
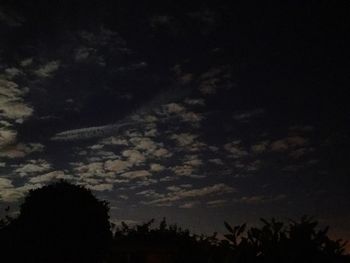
{"left": 1, "top": 180, "right": 112, "bottom": 263}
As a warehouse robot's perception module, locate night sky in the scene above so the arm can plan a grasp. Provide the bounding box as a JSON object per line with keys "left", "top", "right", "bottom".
{"left": 0, "top": 0, "right": 349, "bottom": 247}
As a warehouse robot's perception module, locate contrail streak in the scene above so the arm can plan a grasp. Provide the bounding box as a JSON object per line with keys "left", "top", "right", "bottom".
{"left": 50, "top": 121, "right": 138, "bottom": 141}
{"left": 51, "top": 87, "right": 191, "bottom": 141}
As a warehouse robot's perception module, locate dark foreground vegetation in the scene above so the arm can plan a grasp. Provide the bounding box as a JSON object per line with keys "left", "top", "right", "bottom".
{"left": 0, "top": 181, "right": 349, "bottom": 263}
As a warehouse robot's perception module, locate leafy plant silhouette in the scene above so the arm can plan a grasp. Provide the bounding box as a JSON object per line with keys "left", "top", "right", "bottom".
{"left": 223, "top": 216, "right": 349, "bottom": 263}
{"left": 1, "top": 182, "right": 349, "bottom": 263}
{"left": 0, "top": 180, "right": 112, "bottom": 263}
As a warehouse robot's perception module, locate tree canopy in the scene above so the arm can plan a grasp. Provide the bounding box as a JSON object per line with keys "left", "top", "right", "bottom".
{"left": 1, "top": 180, "right": 112, "bottom": 263}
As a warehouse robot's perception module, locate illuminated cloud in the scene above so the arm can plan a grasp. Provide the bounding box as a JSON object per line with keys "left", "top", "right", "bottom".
{"left": 142, "top": 183, "right": 235, "bottom": 206}
{"left": 29, "top": 170, "right": 73, "bottom": 184}
{"left": 0, "top": 128, "right": 16, "bottom": 147}
{"left": 86, "top": 183, "right": 114, "bottom": 191}
{"left": 206, "top": 199, "right": 227, "bottom": 207}
{"left": 224, "top": 141, "right": 248, "bottom": 159}
{"left": 170, "top": 133, "right": 198, "bottom": 147}
{"left": 208, "top": 158, "right": 224, "bottom": 165}
{"left": 0, "top": 143, "right": 44, "bottom": 159}
{"left": 150, "top": 163, "right": 165, "bottom": 172}
{"left": 233, "top": 194, "right": 287, "bottom": 205}
{"left": 0, "top": 179, "right": 43, "bottom": 202}
{"left": 15, "top": 159, "right": 51, "bottom": 176}
{"left": 179, "top": 201, "right": 200, "bottom": 208}
{"left": 34, "top": 60, "right": 60, "bottom": 78}
{"left": 122, "top": 149, "right": 146, "bottom": 165}
{"left": 104, "top": 159, "right": 131, "bottom": 173}
{"left": 171, "top": 165, "right": 195, "bottom": 177}
{"left": 270, "top": 136, "right": 308, "bottom": 152}
{"left": 232, "top": 109, "right": 264, "bottom": 121}
{"left": 251, "top": 141, "right": 269, "bottom": 154}
{"left": 120, "top": 170, "right": 151, "bottom": 180}
{"left": 0, "top": 79, "right": 33, "bottom": 121}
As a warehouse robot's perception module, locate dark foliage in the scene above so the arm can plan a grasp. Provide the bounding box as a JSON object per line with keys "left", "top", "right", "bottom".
{"left": 223, "top": 216, "right": 349, "bottom": 263}
{"left": 111, "top": 218, "right": 228, "bottom": 263}
{"left": 0, "top": 180, "right": 112, "bottom": 263}
{"left": 1, "top": 182, "right": 349, "bottom": 263}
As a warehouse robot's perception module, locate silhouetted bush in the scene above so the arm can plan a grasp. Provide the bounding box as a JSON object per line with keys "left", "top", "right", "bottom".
{"left": 223, "top": 216, "right": 349, "bottom": 263}
{"left": 111, "top": 218, "right": 228, "bottom": 263}
{"left": 0, "top": 180, "right": 112, "bottom": 263}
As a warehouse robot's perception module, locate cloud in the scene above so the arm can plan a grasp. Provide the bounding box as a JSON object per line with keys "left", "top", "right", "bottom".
{"left": 224, "top": 141, "right": 248, "bottom": 159}
{"left": 120, "top": 170, "right": 151, "bottom": 180}
{"left": 28, "top": 170, "right": 73, "bottom": 184}
{"left": 270, "top": 136, "right": 308, "bottom": 152}
{"left": 184, "top": 157, "right": 202, "bottom": 167}
{"left": 15, "top": 159, "right": 51, "bottom": 176}
{"left": 122, "top": 149, "right": 146, "bottom": 165}
{"left": 171, "top": 165, "right": 195, "bottom": 177}
{"left": 0, "top": 8, "right": 24, "bottom": 27}
{"left": 100, "top": 136, "right": 129, "bottom": 146}
{"left": 208, "top": 158, "right": 224, "bottom": 165}
{"left": 74, "top": 162, "right": 105, "bottom": 177}
{"left": 136, "top": 189, "right": 164, "bottom": 199}
{"left": 198, "top": 67, "right": 234, "bottom": 94}
{"left": 34, "top": 60, "right": 60, "bottom": 78}
{"left": 0, "top": 79, "right": 33, "bottom": 121}
{"left": 233, "top": 194, "right": 286, "bottom": 205}
{"left": 167, "top": 186, "right": 182, "bottom": 192}
{"left": 150, "top": 163, "right": 165, "bottom": 172}
{"left": 0, "top": 179, "right": 43, "bottom": 202}
{"left": 179, "top": 201, "right": 200, "bottom": 208}
{"left": 142, "top": 183, "right": 235, "bottom": 205}
{"left": 86, "top": 183, "right": 114, "bottom": 191}
{"left": 270, "top": 140, "right": 289, "bottom": 152}
{"left": 0, "top": 177, "right": 13, "bottom": 188}
{"left": 162, "top": 103, "right": 186, "bottom": 114}
{"left": 0, "top": 128, "right": 16, "bottom": 147}
{"left": 185, "top": 98, "right": 205, "bottom": 106}
{"left": 0, "top": 143, "right": 44, "bottom": 159}
{"left": 159, "top": 176, "right": 178, "bottom": 182}
{"left": 232, "top": 109, "right": 264, "bottom": 121}
{"left": 5, "top": 67, "right": 22, "bottom": 79}
{"left": 171, "top": 133, "right": 198, "bottom": 147}
{"left": 20, "top": 58, "right": 33, "bottom": 67}
{"left": 206, "top": 199, "right": 227, "bottom": 207}
{"left": 104, "top": 159, "right": 131, "bottom": 173}
{"left": 251, "top": 141, "right": 269, "bottom": 154}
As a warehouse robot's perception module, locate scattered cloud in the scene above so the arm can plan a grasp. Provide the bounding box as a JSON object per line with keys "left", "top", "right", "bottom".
{"left": 270, "top": 136, "right": 308, "bottom": 152}
{"left": 233, "top": 194, "right": 286, "bottom": 205}
{"left": 15, "top": 159, "right": 51, "bottom": 176}
{"left": 0, "top": 143, "right": 44, "bottom": 159}
{"left": 34, "top": 60, "right": 60, "bottom": 78}
{"left": 232, "top": 109, "right": 264, "bottom": 121}
{"left": 171, "top": 133, "right": 198, "bottom": 147}
{"left": 179, "top": 201, "right": 200, "bottom": 208}
{"left": 207, "top": 199, "right": 227, "bottom": 207}
{"left": 150, "top": 163, "right": 165, "bottom": 172}
{"left": 86, "top": 183, "right": 114, "bottom": 191}
{"left": 29, "top": 170, "right": 73, "bottom": 184}
{"left": 224, "top": 141, "right": 248, "bottom": 159}
{"left": 251, "top": 141, "right": 269, "bottom": 154}
{"left": 120, "top": 170, "right": 151, "bottom": 180}
{"left": 141, "top": 183, "right": 235, "bottom": 206}
{"left": 0, "top": 79, "right": 33, "bottom": 121}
